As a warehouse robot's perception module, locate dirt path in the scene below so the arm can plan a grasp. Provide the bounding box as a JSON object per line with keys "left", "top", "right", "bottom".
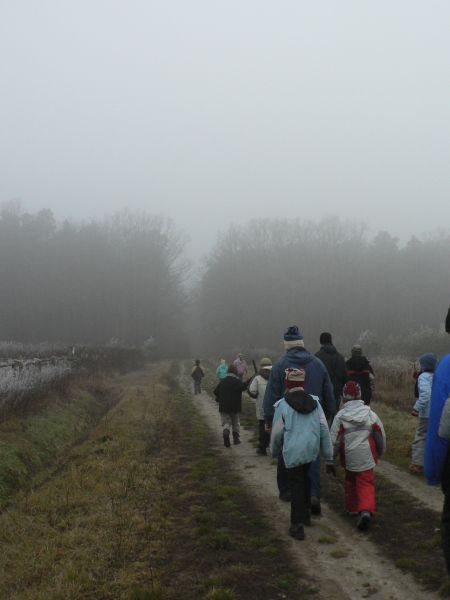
{"left": 192, "top": 388, "right": 439, "bottom": 600}
{"left": 377, "top": 460, "right": 443, "bottom": 513}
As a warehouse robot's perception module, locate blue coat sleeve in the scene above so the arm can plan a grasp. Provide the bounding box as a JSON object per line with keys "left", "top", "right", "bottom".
{"left": 424, "top": 354, "right": 450, "bottom": 485}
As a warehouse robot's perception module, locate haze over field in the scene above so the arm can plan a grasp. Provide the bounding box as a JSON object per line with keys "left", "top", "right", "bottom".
{"left": 1, "top": 1, "right": 450, "bottom": 260}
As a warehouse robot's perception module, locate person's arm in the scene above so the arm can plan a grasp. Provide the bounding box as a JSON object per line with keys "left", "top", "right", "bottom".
{"left": 269, "top": 403, "right": 285, "bottom": 458}
{"left": 247, "top": 377, "right": 258, "bottom": 399}
{"left": 329, "top": 413, "right": 341, "bottom": 459}
{"left": 372, "top": 415, "right": 386, "bottom": 458}
{"left": 263, "top": 362, "right": 282, "bottom": 426}
{"left": 415, "top": 374, "right": 432, "bottom": 414}
{"left": 318, "top": 401, "right": 336, "bottom": 475}
{"left": 322, "top": 368, "right": 336, "bottom": 422}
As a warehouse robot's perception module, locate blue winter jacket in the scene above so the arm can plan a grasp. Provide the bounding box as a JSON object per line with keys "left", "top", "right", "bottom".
{"left": 270, "top": 390, "right": 333, "bottom": 468}
{"left": 424, "top": 354, "right": 450, "bottom": 485}
{"left": 263, "top": 347, "right": 336, "bottom": 424}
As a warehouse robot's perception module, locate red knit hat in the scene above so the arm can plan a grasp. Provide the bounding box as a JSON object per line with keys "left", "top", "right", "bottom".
{"left": 342, "top": 380, "right": 362, "bottom": 401}
{"left": 284, "top": 368, "right": 305, "bottom": 391}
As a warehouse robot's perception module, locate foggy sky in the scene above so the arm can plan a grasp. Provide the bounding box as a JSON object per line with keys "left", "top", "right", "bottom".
{"left": 1, "top": 1, "right": 449, "bottom": 260}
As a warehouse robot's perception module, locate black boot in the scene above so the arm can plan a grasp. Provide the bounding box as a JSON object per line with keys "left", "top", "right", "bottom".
{"left": 233, "top": 432, "right": 241, "bottom": 445}
{"left": 223, "top": 429, "right": 231, "bottom": 448}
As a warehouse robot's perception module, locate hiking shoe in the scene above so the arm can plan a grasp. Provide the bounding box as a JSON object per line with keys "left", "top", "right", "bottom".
{"left": 223, "top": 430, "right": 231, "bottom": 448}
{"left": 310, "top": 496, "right": 321, "bottom": 516}
{"left": 232, "top": 433, "right": 241, "bottom": 445}
{"left": 303, "top": 513, "right": 312, "bottom": 527}
{"left": 409, "top": 464, "right": 423, "bottom": 475}
{"left": 289, "top": 524, "right": 305, "bottom": 541}
{"left": 279, "top": 491, "right": 291, "bottom": 502}
{"left": 356, "top": 511, "right": 371, "bottom": 531}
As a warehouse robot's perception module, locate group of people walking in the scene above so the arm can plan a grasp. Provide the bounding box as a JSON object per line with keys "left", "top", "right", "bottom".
{"left": 210, "top": 326, "right": 385, "bottom": 541}
{"left": 191, "top": 307, "right": 450, "bottom": 575}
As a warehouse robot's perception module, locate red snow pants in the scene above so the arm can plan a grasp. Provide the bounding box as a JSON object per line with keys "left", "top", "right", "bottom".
{"left": 344, "top": 468, "right": 375, "bottom": 514}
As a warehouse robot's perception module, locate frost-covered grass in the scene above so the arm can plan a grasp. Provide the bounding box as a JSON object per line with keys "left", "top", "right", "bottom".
{"left": 0, "top": 341, "right": 70, "bottom": 359}
{"left": 0, "top": 360, "right": 72, "bottom": 418}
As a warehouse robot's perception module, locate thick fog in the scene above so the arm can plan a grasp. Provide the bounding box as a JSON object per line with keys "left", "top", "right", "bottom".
{"left": 0, "top": 2, "right": 449, "bottom": 357}
{"left": 1, "top": 1, "right": 450, "bottom": 260}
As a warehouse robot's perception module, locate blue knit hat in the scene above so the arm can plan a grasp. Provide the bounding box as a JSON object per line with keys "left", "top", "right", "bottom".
{"left": 419, "top": 353, "right": 437, "bottom": 372}
{"left": 284, "top": 325, "right": 303, "bottom": 342}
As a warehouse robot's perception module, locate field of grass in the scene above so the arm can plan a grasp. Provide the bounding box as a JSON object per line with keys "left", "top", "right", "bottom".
{"left": 0, "top": 363, "right": 310, "bottom": 600}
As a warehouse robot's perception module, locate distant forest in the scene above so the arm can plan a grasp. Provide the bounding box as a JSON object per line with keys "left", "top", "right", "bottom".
{"left": 1, "top": 203, "right": 449, "bottom": 358}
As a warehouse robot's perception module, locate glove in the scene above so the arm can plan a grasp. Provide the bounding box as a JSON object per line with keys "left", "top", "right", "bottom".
{"left": 264, "top": 424, "right": 272, "bottom": 434}
{"left": 326, "top": 464, "right": 337, "bottom": 477}
{"left": 411, "top": 409, "right": 419, "bottom": 417}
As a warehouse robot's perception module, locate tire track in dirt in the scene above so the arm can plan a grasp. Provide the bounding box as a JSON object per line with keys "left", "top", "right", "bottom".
{"left": 377, "top": 460, "right": 442, "bottom": 513}
{"left": 192, "top": 386, "right": 440, "bottom": 600}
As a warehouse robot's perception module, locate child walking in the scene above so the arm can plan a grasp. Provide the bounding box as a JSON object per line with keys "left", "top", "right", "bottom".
{"left": 410, "top": 353, "right": 437, "bottom": 474}
{"left": 270, "top": 368, "right": 336, "bottom": 541}
{"left": 191, "top": 360, "right": 205, "bottom": 395}
{"left": 214, "top": 364, "right": 251, "bottom": 447}
{"left": 247, "top": 357, "right": 272, "bottom": 455}
{"left": 330, "top": 380, "right": 386, "bottom": 531}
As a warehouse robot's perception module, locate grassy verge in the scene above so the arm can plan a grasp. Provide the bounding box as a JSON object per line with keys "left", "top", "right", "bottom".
{"left": 0, "top": 380, "right": 118, "bottom": 507}
{"left": 370, "top": 400, "right": 417, "bottom": 470}
{"left": 0, "top": 364, "right": 311, "bottom": 600}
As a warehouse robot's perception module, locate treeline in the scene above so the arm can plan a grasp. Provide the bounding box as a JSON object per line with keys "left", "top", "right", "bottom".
{"left": 195, "top": 218, "right": 450, "bottom": 357}
{"left": 1, "top": 205, "right": 449, "bottom": 359}
{"left": 0, "top": 203, "right": 188, "bottom": 356}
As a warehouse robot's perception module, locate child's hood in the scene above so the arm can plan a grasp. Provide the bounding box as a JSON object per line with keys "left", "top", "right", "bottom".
{"left": 339, "top": 400, "right": 371, "bottom": 424}
{"left": 284, "top": 389, "right": 318, "bottom": 414}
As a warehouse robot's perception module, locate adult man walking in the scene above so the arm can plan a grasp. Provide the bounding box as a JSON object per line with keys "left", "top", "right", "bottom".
{"left": 263, "top": 325, "right": 336, "bottom": 515}
{"left": 315, "top": 332, "right": 347, "bottom": 409}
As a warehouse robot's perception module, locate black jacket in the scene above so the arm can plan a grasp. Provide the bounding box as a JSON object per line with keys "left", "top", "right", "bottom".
{"left": 345, "top": 355, "right": 374, "bottom": 405}
{"left": 214, "top": 374, "right": 250, "bottom": 413}
{"left": 315, "top": 345, "right": 348, "bottom": 402}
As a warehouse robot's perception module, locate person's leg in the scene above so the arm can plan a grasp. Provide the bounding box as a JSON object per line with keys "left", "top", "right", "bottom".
{"left": 355, "top": 469, "right": 375, "bottom": 530}
{"left": 441, "top": 448, "right": 450, "bottom": 574}
{"left": 308, "top": 455, "right": 321, "bottom": 514}
{"left": 287, "top": 464, "right": 309, "bottom": 540}
{"left": 344, "top": 470, "right": 358, "bottom": 514}
{"left": 277, "top": 455, "right": 290, "bottom": 499}
{"left": 231, "top": 413, "right": 241, "bottom": 444}
{"left": 257, "top": 420, "right": 267, "bottom": 454}
{"left": 220, "top": 413, "right": 232, "bottom": 447}
{"left": 411, "top": 418, "right": 428, "bottom": 469}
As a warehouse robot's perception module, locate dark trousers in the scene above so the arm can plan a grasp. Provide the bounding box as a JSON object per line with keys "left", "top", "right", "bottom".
{"left": 277, "top": 455, "right": 289, "bottom": 495}
{"left": 441, "top": 448, "right": 450, "bottom": 574}
{"left": 287, "top": 464, "right": 311, "bottom": 525}
{"left": 443, "top": 494, "right": 450, "bottom": 574}
{"left": 257, "top": 420, "right": 270, "bottom": 451}
{"left": 278, "top": 454, "right": 320, "bottom": 499}
{"left": 193, "top": 380, "right": 202, "bottom": 394}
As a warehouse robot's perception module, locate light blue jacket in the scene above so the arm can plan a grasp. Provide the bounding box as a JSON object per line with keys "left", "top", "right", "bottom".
{"left": 216, "top": 363, "right": 228, "bottom": 379}
{"left": 414, "top": 372, "right": 433, "bottom": 418}
{"left": 270, "top": 390, "right": 333, "bottom": 468}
